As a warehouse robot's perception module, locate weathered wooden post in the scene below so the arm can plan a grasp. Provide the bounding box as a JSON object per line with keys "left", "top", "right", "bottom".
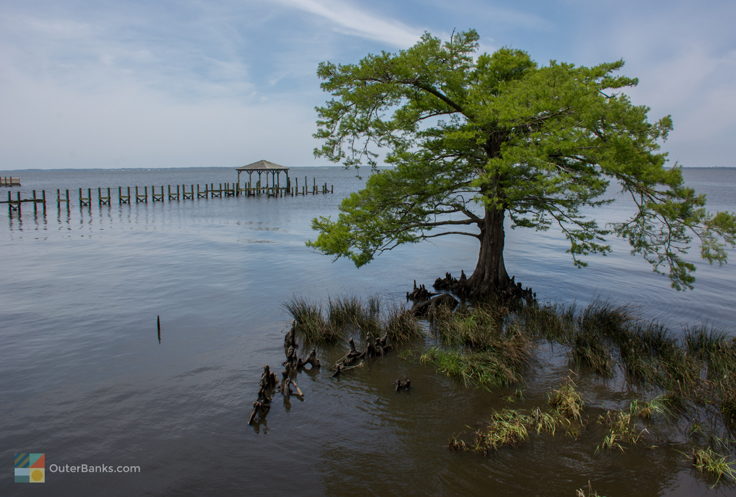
{"left": 42, "top": 190, "right": 47, "bottom": 215}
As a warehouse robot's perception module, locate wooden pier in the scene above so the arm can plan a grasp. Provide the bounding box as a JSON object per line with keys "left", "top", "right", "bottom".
{"left": 1, "top": 190, "right": 46, "bottom": 215}
{"left": 1, "top": 178, "right": 334, "bottom": 217}
{"left": 1, "top": 177, "right": 21, "bottom": 187}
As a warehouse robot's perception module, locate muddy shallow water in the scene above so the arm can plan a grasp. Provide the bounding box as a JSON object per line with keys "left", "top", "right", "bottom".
{"left": 0, "top": 166, "right": 734, "bottom": 496}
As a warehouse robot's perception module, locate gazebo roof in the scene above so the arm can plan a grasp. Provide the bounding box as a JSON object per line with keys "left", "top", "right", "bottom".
{"left": 236, "top": 160, "right": 289, "bottom": 172}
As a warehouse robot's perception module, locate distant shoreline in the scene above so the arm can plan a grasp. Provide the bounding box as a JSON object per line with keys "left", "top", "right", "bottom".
{"left": 0, "top": 165, "right": 343, "bottom": 173}
{"left": 0, "top": 165, "right": 733, "bottom": 173}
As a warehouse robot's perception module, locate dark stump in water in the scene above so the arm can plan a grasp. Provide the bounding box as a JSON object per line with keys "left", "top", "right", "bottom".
{"left": 411, "top": 293, "right": 459, "bottom": 317}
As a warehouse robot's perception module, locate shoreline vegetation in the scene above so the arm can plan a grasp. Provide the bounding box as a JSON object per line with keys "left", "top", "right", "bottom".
{"left": 283, "top": 291, "right": 736, "bottom": 488}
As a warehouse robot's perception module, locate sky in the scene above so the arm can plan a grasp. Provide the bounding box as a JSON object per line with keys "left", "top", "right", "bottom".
{"left": 0, "top": 0, "right": 734, "bottom": 169}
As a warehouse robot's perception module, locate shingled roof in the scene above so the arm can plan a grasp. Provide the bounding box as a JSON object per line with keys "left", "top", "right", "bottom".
{"left": 236, "top": 160, "right": 289, "bottom": 172}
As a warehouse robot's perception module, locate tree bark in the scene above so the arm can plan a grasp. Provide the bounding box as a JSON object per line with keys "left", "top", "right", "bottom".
{"left": 467, "top": 207, "right": 510, "bottom": 298}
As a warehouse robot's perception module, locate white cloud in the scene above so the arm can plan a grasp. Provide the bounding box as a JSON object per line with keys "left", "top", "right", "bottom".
{"left": 275, "top": 0, "right": 422, "bottom": 47}
{"left": 572, "top": 2, "right": 736, "bottom": 166}
{"left": 2, "top": 0, "right": 734, "bottom": 169}
{"left": 0, "top": 67, "right": 319, "bottom": 169}
{"left": 0, "top": 6, "right": 320, "bottom": 169}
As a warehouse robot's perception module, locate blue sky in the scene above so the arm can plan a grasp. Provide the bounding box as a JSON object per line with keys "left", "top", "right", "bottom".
{"left": 0, "top": 0, "right": 734, "bottom": 169}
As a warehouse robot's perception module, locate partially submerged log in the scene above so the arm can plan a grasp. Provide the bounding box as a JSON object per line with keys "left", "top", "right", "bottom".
{"left": 411, "top": 293, "right": 459, "bottom": 317}
{"left": 331, "top": 361, "right": 364, "bottom": 378}
{"left": 332, "top": 333, "right": 393, "bottom": 377}
{"left": 248, "top": 398, "right": 270, "bottom": 426}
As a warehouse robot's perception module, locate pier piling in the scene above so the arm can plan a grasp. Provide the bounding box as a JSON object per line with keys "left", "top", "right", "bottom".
{"left": 3, "top": 176, "right": 334, "bottom": 219}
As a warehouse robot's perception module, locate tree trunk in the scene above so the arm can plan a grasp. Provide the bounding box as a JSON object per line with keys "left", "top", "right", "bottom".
{"left": 467, "top": 207, "right": 510, "bottom": 298}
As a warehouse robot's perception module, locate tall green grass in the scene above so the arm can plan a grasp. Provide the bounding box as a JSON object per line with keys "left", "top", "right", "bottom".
{"left": 692, "top": 447, "right": 736, "bottom": 485}
{"left": 420, "top": 316, "right": 532, "bottom": 390}
{"left": 454, "top": 378, "right": 585, "bottom": 453}
{"left": 285, "top": 295, "right": 421, "bottom": 345}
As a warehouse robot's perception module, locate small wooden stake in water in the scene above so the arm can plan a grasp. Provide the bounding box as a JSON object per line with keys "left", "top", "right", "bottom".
{"left": 157, "top": 315, "right": 161, "bottom": 344}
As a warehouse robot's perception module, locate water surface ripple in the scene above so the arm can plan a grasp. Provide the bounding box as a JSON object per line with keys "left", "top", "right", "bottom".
{"left": 0, "top": 166, "right": 734, "bottom": 496}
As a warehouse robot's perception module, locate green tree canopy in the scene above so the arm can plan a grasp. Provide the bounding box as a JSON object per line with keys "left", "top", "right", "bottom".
{"left": 308, "top": 30, "right": 736, "bottom": 297}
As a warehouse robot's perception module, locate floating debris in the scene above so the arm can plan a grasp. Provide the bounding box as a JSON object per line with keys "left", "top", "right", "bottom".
{"left": 395, "top": 378, "right": 411, "bottom": 392}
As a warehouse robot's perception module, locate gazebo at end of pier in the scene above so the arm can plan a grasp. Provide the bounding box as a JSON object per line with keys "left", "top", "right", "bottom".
{"left": 236, "top": 160, "right": 290, "bottom": 189}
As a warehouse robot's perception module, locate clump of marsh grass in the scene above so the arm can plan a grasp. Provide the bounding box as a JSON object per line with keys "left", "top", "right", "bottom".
{"left": 571, "top": 332, "right": 614, "bottom": 377}
{"left": 629, "top": 395, "right": 675, "bottom": 420}
{"left": 596, "top": 409, "right": 645, "bottom": 452}
{"left": 383, "top": 305, "right": 423, "bottom": 344}
{"left": 575, "top": 481, "right": 604, "bottom": 497}
{"left": 596, "top": 395, "right": 681, "bottom": 453}
{"left": 471, "top": 409, "right": 531, "bottom": 453}
{"left": 422, "top": 303, "right": 534, "bottom": 389}
{"left": 515, "top": 303, "right": 575, "bottom": 342}
{"left": 548, "top": 376, "right": 584, "bottom": 424}
{"left": 326, "top": 295, "right": 382, "bottom": 337}
{"left": 452, "top": 378, "right": 585, "bottom": 454}
{"left": 286, "top": 295, "right": 421, "bottom": 346}
{"left": 420, "top": 347, "right": 524, "bottom": 389}
{"left": 284, "top": 298, "right": 339, "bottom": 343}
{"left": 685, "top": 327, "right": 736, "bottom": 380}
{"left": 326, "top": 296, "right": 363, "bottom": 329}
{"left": 618, "top": 323, "right": 697, "bottom": 391}
{"left": 691, "top": 447, "right": 736, "bottom": 486}
{"left": 420, "top": 324, "right": 532, "bottom": 389}
{"left": 722, "top": 391, "right": 736, "bottom": 430}
{"left": 577, "top": 301, "right": 631, "bottom": 338}
{"left": 432, "top": 304, "right": 505, "bottom": 349}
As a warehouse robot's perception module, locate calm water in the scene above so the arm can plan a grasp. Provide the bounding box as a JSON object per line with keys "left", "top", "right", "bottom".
{"left": 0, "top": 166, "right": 734, "bottom": 496}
